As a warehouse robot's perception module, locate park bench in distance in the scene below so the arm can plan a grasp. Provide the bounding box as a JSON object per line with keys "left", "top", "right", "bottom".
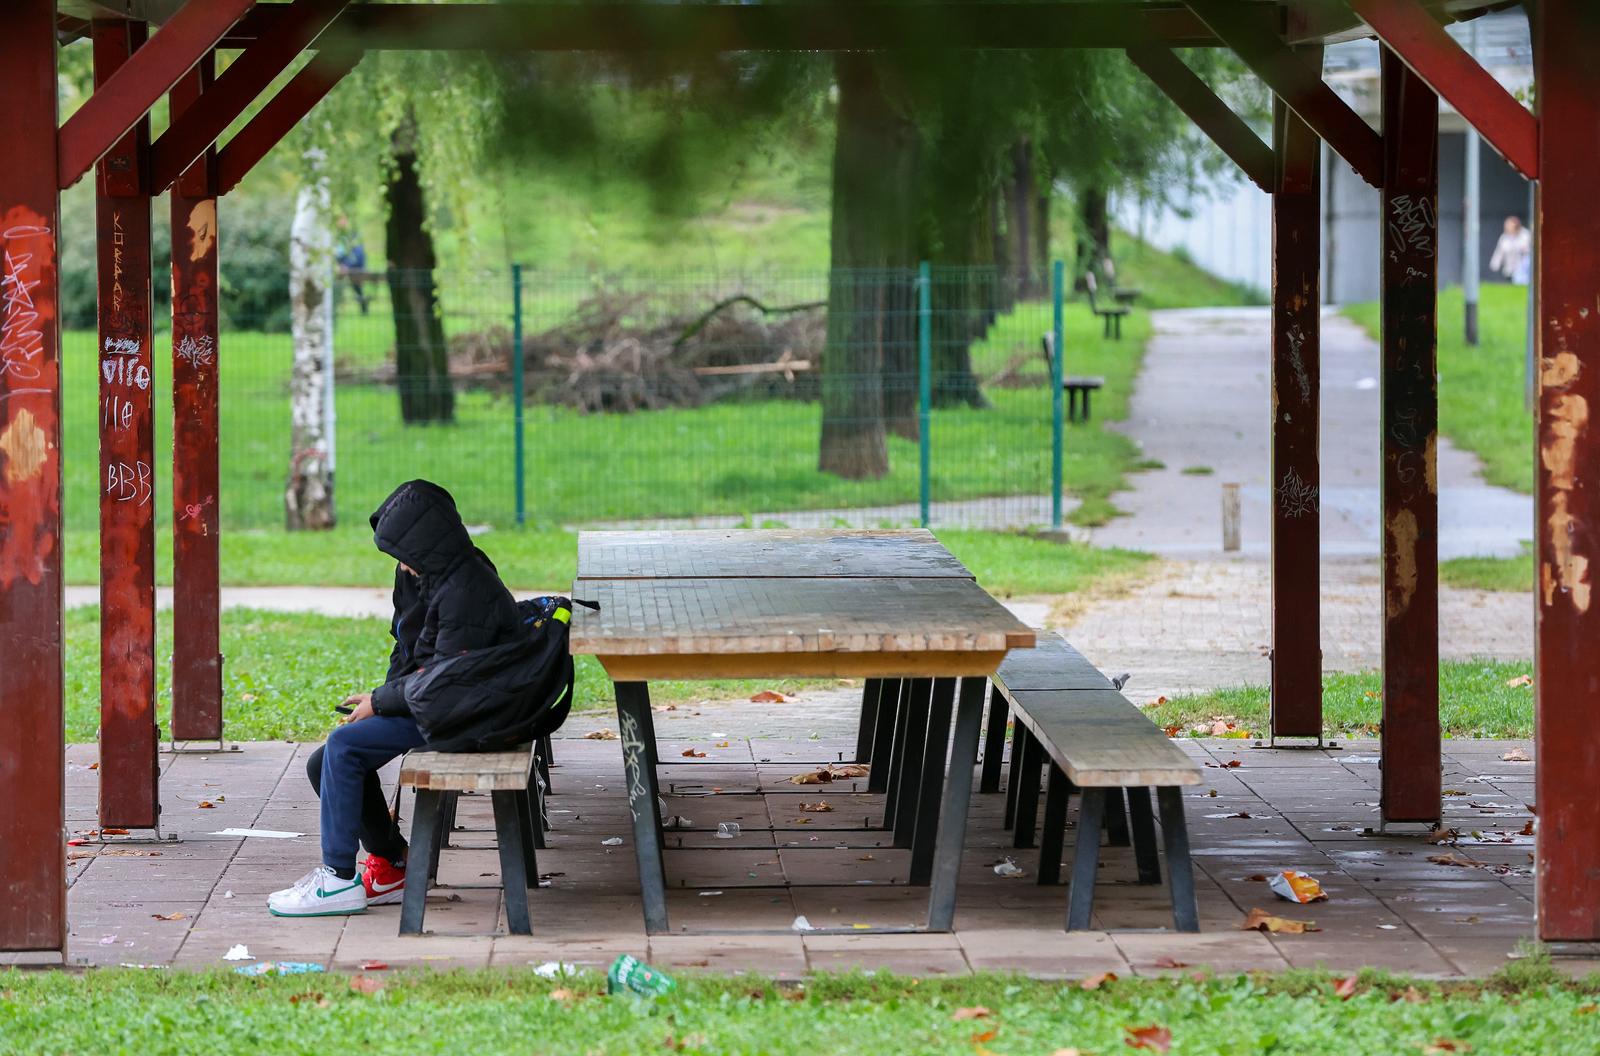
{"left": 984, "top": 633, "right": 1203, "bottom": 932}
{"left": 1084, "top": 271, "right": 1132, "bottom": 339}
{"left": 1040, "top": 332, "right": 1105, "bottom": 423}
{"left": 396, "top": 743, "right": 550, "bottom": 936}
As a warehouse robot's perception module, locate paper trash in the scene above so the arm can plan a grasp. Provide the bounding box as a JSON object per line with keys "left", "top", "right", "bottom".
{"left": 211, "top": 828, "right": 304, "bottom": 839}
{"left": 222, "top": 944, "right": 253, "bottom": 961}
{"left": 1269, "top": 871, "right": 1328, "bottom": 904}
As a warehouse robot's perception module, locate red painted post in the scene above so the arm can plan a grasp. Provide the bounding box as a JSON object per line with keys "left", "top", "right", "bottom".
{"left": 94, "top": 20, "right": 161, "bottom": 830}
{"left": 1534, "top": 0, "right": 1600, "bottom": 943}
{"left": 0, "top": 0, "right": 66, "bottom": 954}
{"left": 1269, "top": 77, "right": 1323, "bottom": 739}
{"left": 169, "top": 59, "right": 224, "bottom": 743}
{"left": 1378, "top": 49, "right": 1440, "bottom": 824}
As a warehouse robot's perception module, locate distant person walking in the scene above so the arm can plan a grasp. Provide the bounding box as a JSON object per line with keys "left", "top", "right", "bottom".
{"left": 1489, "top": 215, "right": 1532, "bottom": 286}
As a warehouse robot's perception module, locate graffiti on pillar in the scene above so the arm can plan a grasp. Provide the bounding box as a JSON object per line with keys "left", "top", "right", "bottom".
{"left": 1283, "top": 322, "right": 1312, "bottom": 404}
{"left": 0, "top": 214, "right": 59, "bottom": 589}
{"left": 1, "top": 224, "right": 50, "bottom": 383}
{"left": 1278, "top": 466, "right": 1319, "bottom": 519}
{"left": 177, "top": 333, "right": 216, "bottom": 371}
{"left": 1387, "top": 194, "right": 1437, "bottom": 283}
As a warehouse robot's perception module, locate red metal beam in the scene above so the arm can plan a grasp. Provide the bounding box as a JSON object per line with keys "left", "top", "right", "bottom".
{"left": 1269, "top": 82, "right": 1323, "bottom": 740}
{"left": 1186, "top": 0, "right": 1385, "bottom": 188}
{"left": 0, "top": 0, "right": 66, "bottom": 955}
{"left": 1347, "top": 0, "right": 1537, "bottom": 181}
{"left": 216, "top": 50, "right": 362, "bottom": 196}
{"left": 57, "top": 0, "right": 256, "bottom": 190}
{"left": 1378, "top": 48, "right": 1441, "bottom": 825}
{"left": 169, "top": 59, "right": 224, "bottom": 744}
{"left": 93, "top": 19, "right": 161, "bottom": 830}
{"left": 1126, "top": 45, "right": 1276, "bottom": 193}
{"left": 1534, "top": 0, "right": 1600, "bottom": 944}
{"left": 149, "top": 0, "right": 348, "bottom": 195}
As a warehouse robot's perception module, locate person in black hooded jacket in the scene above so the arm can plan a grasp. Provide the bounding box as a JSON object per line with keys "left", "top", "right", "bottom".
{"left": 268, "top": 480, "right": 522, "bottom": 918}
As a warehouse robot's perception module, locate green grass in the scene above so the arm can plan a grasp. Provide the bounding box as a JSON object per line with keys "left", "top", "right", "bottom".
{"left": 4, "top": 966, "right": 1597, "bottom": 1056}
{"left": 1100, "top": 235, "right": 1268, "bottom": 310}
{"left": 1180, "top": 465, "right": 1213, "bottom": 476}
{"left": 1344, "top": 284, "right": 1533, "bottom": 494}
{"left": 1442, "top": 543, "right": 1534, "bottom": 593}
{"left": 62, "top": 606, "right": 832, "bottom": 742}
{"left": 1145, "top": 659, "right": 1536, "bottom": 740}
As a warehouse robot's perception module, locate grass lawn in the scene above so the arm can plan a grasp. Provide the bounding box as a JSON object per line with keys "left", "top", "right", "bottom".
{"left": 4, "top": 964, "right": 1596, "bottom": 1056}
{"left": 1146, "top": 659, "right": 1536, "bottom": 740}
{"left": 1441, "top": 543, "right": 1533, "bottom": 593}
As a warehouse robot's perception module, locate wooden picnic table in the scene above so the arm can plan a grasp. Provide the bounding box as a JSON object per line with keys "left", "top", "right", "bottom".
{"left": 571, "top": 528, "right": 1036, "bottom": 934}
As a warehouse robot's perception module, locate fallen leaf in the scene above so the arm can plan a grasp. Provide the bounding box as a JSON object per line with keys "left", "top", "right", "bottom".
{"left": 359, "top": 960, "right": 389, "bottom": 971}
{"left": 952, "top": 1006, "right": 992, "bottom": 1021}
{"left": 197, "top": 801, "right": 215, "bottom": 809}
{"left": 1399, "top": 987, "right": 1426, "bottom": 1004}
{"left": 1504, "top": 674, "right": 1533, "bottom": 688}
{"left": 1333, "top": 975, "right": 1359, "bottom": 1000}
{"left": 1500, "top": 747, "right": 1532, "bottom": 762}
{"left": 681, "top": 749, "right": 706, "bottom": 759}
{"left": 750, "top": 690, "right": 788, "bottom": 703}
{"left": 1163, "top": 725, "right": 1183, "bottom": 737}
{"left": 789, "top": 764, "right": 869, "bottom": 785}
{"left": 1245, "top": 874, "right": 1269, "bottom": 882}
{"left": 1125, "top": 1025, "right": 1173, "bottom": 1053}
{"left": 348, "top": 975, "right": 385, "bottom": 995}
{"left": 151, "top": 912, "right": 186, "bottom": 921}
{"left": 715, "top": 741, "right": 731, "bottom": 748}
{"left": 1152, "top": 957, "right": 1189, "bottom": 969}
{"left": 1520, "top": 819, "right": 1535, "bottom": 837}
{"left": 857, "top": 854, "right": 876, "bottom": 862}
{"left": 550, "top": 988, "right": 578, "bottom": 1002}
{"left": 583, "top": 729, "right": 618, "bottom": 741}
{"left": 1426, "top": 828, "right": 1461, "bottom": 845}
{"left": 1577, "top": 1003, "right": 1597, "bottom": 1015}
{"left": 1240, "top": 908, "right": 1319, "bottom": 934}
{"left": 970, "top": 1029, "right": 998, "bottom": 1044}
{"left": 88, "top": 762, "right": 99, "bottom": 770}
{"left": 799, "top": 801, "right": 834, "bottom": 813}
{"left": 239, "top": 693, "right": 258, "bottom": 703}
{"left": 1427, "top": 853, "right": 1480, "bottom": 868}
{"left": 1080, "top": 971, "right": 1118, "bottom": 990}
{"left": 1050, "top": 1050, "right": 1084, "bottom": 1056}
{"left": 1423, "top": 1040, "right": 1471, "bottom": 1054}
{"left": 289, "top": 991, "right": 329, "bottom": 1008}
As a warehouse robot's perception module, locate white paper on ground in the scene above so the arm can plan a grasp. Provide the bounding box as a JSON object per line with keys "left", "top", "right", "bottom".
{"left": 792, "top": 915, "right": 815, "bottom": 932}
{"left": 211, "top": 828, "right": 304, "bottom": 839}
{"left": 223, "top": 944, "right": 252, "bottom": 961}
{"left": 532, "top": 961, "right": 579, "bottom": 978}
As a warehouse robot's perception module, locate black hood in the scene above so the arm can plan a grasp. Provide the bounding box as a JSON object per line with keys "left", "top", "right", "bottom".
{"left": 371, "top": 480, "right": 473, "bottom": 577}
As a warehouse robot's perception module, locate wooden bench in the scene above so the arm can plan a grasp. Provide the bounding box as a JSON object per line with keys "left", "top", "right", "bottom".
{"left": 1040, "top": 333, "right": 1105, "bottom": 423}
{"left": 985, "top": 634, "right": 1203, "bottom": 931}
{"left": 397, "top": 745, "right": 541, "bottom": 936}
{"left": 1084, "top": 272, "right": 1131, "bottom": 340}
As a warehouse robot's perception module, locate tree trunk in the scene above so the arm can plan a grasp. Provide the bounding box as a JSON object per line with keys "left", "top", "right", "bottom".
{"left": 1077, "top": 184, "right": 1111, "bottom": 287}
{"left": 286, "top": 167, "right": 337, "bottom": 531}
{"left": 1005, "top": 140, "right": 1045, "bottom": 299}
{"left": 820, "top": 54, "right": 917, "bottom": 477}
{"left": 1033, "top": 174, "right": 1052, "bottom": 299}
{"left": 386, "top": 109, "right": 454, "bottom": 425}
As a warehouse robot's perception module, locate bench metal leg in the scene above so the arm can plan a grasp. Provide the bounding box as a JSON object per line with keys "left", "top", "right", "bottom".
{"left": 909, "top": 678, "right": 956, "bottom": 886}
{"left": 1104, "top": 788, "right": 1131, "bottom": 847}
{"left": 926, "top": 677, "right": 985, "bottom": 931}
{"left": 429, "top": 791, "right": 457, "bottom": 884}
{"left": 866, "top": 679, "right": 901, "bottom": 792}
{"left": 881, "top": 680, "right": 915, "bottom": 811}
{"left": 528, "top": 766, "right": 548, "bottom": 850}
{"left": 536, "top": 735, "right": 554, "bottom": 794}
{"left": 615, "top": 681, "right": 669, "bottom": 934}
{"left": 979, "top": 681, "right": 1006, "bottom": 794}
{"left": 491, "top": 790, "right": 533, "bottom": 936}
{"left": 891, "top": 679, "right": 933, "bottom": 848}
{"left": 400, "top": 789, "right": 443, "bottom": 936}
{"left": 514, "top": 788, "right": 540, "bottom": 878}
{"left": 1157, "top": 786, "right": 1200, "bottom": 933}
{"left": 1126, "top": 787, "right": 1161, "bottom": 885}
{"left": 1066, "top": 787, "right": 1106, "bottom": 931}
{"left": 1003, "top": 724, "right": 1029, "bottom": 830}
{"left": 1012, "top": 731, "right": 1042, "bottom": 849}
{"left": 855, "top": 678, "right": 883, "bottom": 763}
{"left": 1036, "top": 764, "right": 1072, "bottom": 886}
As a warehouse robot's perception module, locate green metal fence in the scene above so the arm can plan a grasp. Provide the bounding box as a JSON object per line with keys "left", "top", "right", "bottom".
{"left": 62, "top": 265, "right": 1089, "bottom": 533}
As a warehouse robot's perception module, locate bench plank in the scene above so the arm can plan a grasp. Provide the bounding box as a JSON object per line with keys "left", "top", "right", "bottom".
{"left": 577, "top": 528, "right": 973, "bottom": 580}
{"left": 995, "top": 636, "right": 1114, "bottom": 691}
{"left": 400, "top": 748, "right": 534, "bottom": 792}
{"left": 1003, "top": 689, "right": 1201, "bottom": 787}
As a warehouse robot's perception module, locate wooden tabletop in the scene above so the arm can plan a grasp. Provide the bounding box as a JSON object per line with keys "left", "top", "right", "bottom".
{"left": 572, "top": 530, "right": 1033, "bottom": 681}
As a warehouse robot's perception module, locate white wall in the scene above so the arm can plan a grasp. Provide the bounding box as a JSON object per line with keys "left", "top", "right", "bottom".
{"left": 1113, "top": 167, "right": 1271, "bottom": 295}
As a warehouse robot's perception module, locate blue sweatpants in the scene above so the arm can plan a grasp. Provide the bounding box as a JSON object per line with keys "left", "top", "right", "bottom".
{"left": 318, "top": 715, "right": 427, "bottom": 873}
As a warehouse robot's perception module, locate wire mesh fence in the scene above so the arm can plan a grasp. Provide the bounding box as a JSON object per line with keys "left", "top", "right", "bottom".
{"left": 62, "top": 265, "right": 1100, "bottom": 533}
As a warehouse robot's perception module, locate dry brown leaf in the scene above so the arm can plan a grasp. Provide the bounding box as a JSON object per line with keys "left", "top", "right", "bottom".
{"left": 681, "top": 748, "right": 706, "bottom": 759}
{"left": 1500, "top": 747, "right": 1532, "bottom": 762}
{"left": 799, "top": 801, "right": 834, "bottom": 813}
{"left": 1240, "top": 908, "right": 1319, "bottom": 934}
{"left": 1080, "top": 971, "right": 1118, "bottom": 990}
{"left": 348, "top": 975, "right": 385, "bottom": 995}
{"left": 750, "top": 690, "right": 788, "bottom": 703}
{"left": 1504, "top": 674, "right": 1533, "bottom": 688}
{"left": 969, "top": 1029, "right": 998, "bottom": 1044}
{"left": 1152, "top": 957, "right": 1189, "bottom": 969}
{"left": 1245, "top": 874, "right": 1269, "bottom": 882}
{"left": 715, "top": 741, "right": 731, "bottom": 748}
{"left": 197, "top": 801, "right": 215, "bottom": 809}
{"left": 1426, "top": 828, "right": 1461, "bottom": 845}
{"left": 289, "top": 991, "right": 329, "bottom": 1008}
{"left": 1399, "top": 986, "right": 1426, "bottom": 1004}
{"left": 1333, "top": 975, "right": 1359, "bottom": 1000}
{"left": 1427, "top": 853, "right": 1480, "bottom": 868}
{"left": 550, "top": 988, "right": 578, "bottom": 1003}
{"left": 1125, "top": 1024, "right": 1173, "bottom": 1053}
{"left": 360, "top": 960, "right": 389, "bottom": 971}
{"left": 789, "top": 764, "right": 868, "bottom": 785}
{"left": 150, "top": 912, "right": 186, "bottom": 921}
{"left": 1520, "top": 819, "right": 1536, "bottom": 837}
{"left": 1577, "top": 1003, "right": 1597, "bottom": 1015}
{"left": 88, "top": 762, "right": 99, "bottom": 770}
{"left": 1422, "top": 1040, "right": 1472, "bottom": 1054}
{"left": 951, "top": 1006, "right": 992, "bottom": 1021}
{"left": 583, "top": 729, "right": 618, "bottom": 741}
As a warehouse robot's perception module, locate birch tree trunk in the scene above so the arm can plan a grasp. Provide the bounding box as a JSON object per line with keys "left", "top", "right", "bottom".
{"left": 285, "top": 160, "right": 337, "bottom": 530}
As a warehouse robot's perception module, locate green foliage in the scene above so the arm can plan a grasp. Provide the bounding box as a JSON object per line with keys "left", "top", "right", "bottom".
{"left": 1442, "top": 544, "right": 1534, "bottom": 593}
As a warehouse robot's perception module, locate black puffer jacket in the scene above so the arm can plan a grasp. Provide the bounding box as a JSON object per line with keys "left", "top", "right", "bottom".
{"left": 369, "top": 480, "right": 522, "bottom": 718}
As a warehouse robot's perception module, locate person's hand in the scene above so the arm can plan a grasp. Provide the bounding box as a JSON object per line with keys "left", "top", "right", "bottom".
{"left": 343, "top": 692, "right": 375, "bottom": 723}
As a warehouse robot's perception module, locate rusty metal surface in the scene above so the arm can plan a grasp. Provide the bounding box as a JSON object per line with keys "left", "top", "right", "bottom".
{"left": 1378, "top": 49, "right": 1441, "bottom": 825}
{"left": 1268, "top": 89, "right": 1323, "bottom": 740}
{"left": 1534, "top": 0, "right": 1600, "bottom": 944}
{"left": 168, "top": 59, "right": 223, "bottom": 743}
{"left": 0, "top": 0, "right": 66, "bottom": 954}
{"left": 94, "top": 19, "right": 160, "bottom": 829}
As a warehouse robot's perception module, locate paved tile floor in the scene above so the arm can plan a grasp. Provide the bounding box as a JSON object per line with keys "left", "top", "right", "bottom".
{"left": 14, "top": 728, "right": 1594, "bottom": 979}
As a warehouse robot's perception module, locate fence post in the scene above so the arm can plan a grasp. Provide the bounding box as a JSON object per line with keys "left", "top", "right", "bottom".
{"left": 512, "top": 263, "right": 526, "bottom": 526}
{"left": 1051, "top": 259, "right": 1065, "bottom": 530}
{"left": 918, "top": 261, "right": 932, "bottom": 529}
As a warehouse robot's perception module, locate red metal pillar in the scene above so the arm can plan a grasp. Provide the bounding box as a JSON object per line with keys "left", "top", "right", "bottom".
{"left": 169, "top": 58, "right": 224, "bottom": 743}
{"left": 0, "top": 0, "right": 66, "bottom": 954}
{"left": 1533, "top": 0, "right": 1600, "bottom": 943}
{"left": 1378, "top": 50, "right": 1441, "bottom": 823}
{"left": 94, "top": 20, "right": 160, "bottom": 829}
{"left": 1269, "top": 71, "right": 1323, "bottom": 739}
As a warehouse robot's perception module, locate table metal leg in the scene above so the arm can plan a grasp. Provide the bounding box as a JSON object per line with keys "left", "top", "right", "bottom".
{"left": 926, "top": 676, "right": 984, "bottom": 932}
{"left": 979, "top": 681, "right": 1006, "bottom": 793}
{"left": 867, "top": 679, "right": 901, "bottom": 794}
{"left": 1066, "top": 787, "right": 1106, "bottom": 931}
{"left": 514, "top": 788, "right": 540, "bottom": 879}
{"left": 891, "top": 679, "right": 933, "bottom": 848}
{"left": 855, "top": 678, "right": 883, "bottom": 763}
{"left": 400, "top": 790, "right": 442, "bottom": 936}
{"left": 1104, "top": 788, "right": 1131, "bottom": 847}
{"left": 1126, "top": 787, "right": 1161, "bottom": 885}
{"left": 1036, "top": 764, "right": 1071, "bottom": 885}
{"left": 1158, "top": 786, "right": 1200, "bottom": 933}
{"left": 429, "top": 791, "right": 457, "bottom": 884}
{"left": 881, "top": 681, "right": 915, "bottom": 815}
{"left": 492, "top": 790, "right": 532, "bottom": 936}
{"left": 616, "top": 681, "right": 669, "bottom": 934}
{"left": 1003, "top": 725, "right": 1029, "bottom": 829}
{"left": 909, "top": 678, "right": 956, "bottom": 885}
{"left": 1012, "top": 733, "right": 1042, "bottom": 849}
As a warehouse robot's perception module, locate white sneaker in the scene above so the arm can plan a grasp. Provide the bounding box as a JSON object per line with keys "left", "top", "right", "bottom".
{"left": 267, "top": 865, "right": 368, "bottom": 917}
